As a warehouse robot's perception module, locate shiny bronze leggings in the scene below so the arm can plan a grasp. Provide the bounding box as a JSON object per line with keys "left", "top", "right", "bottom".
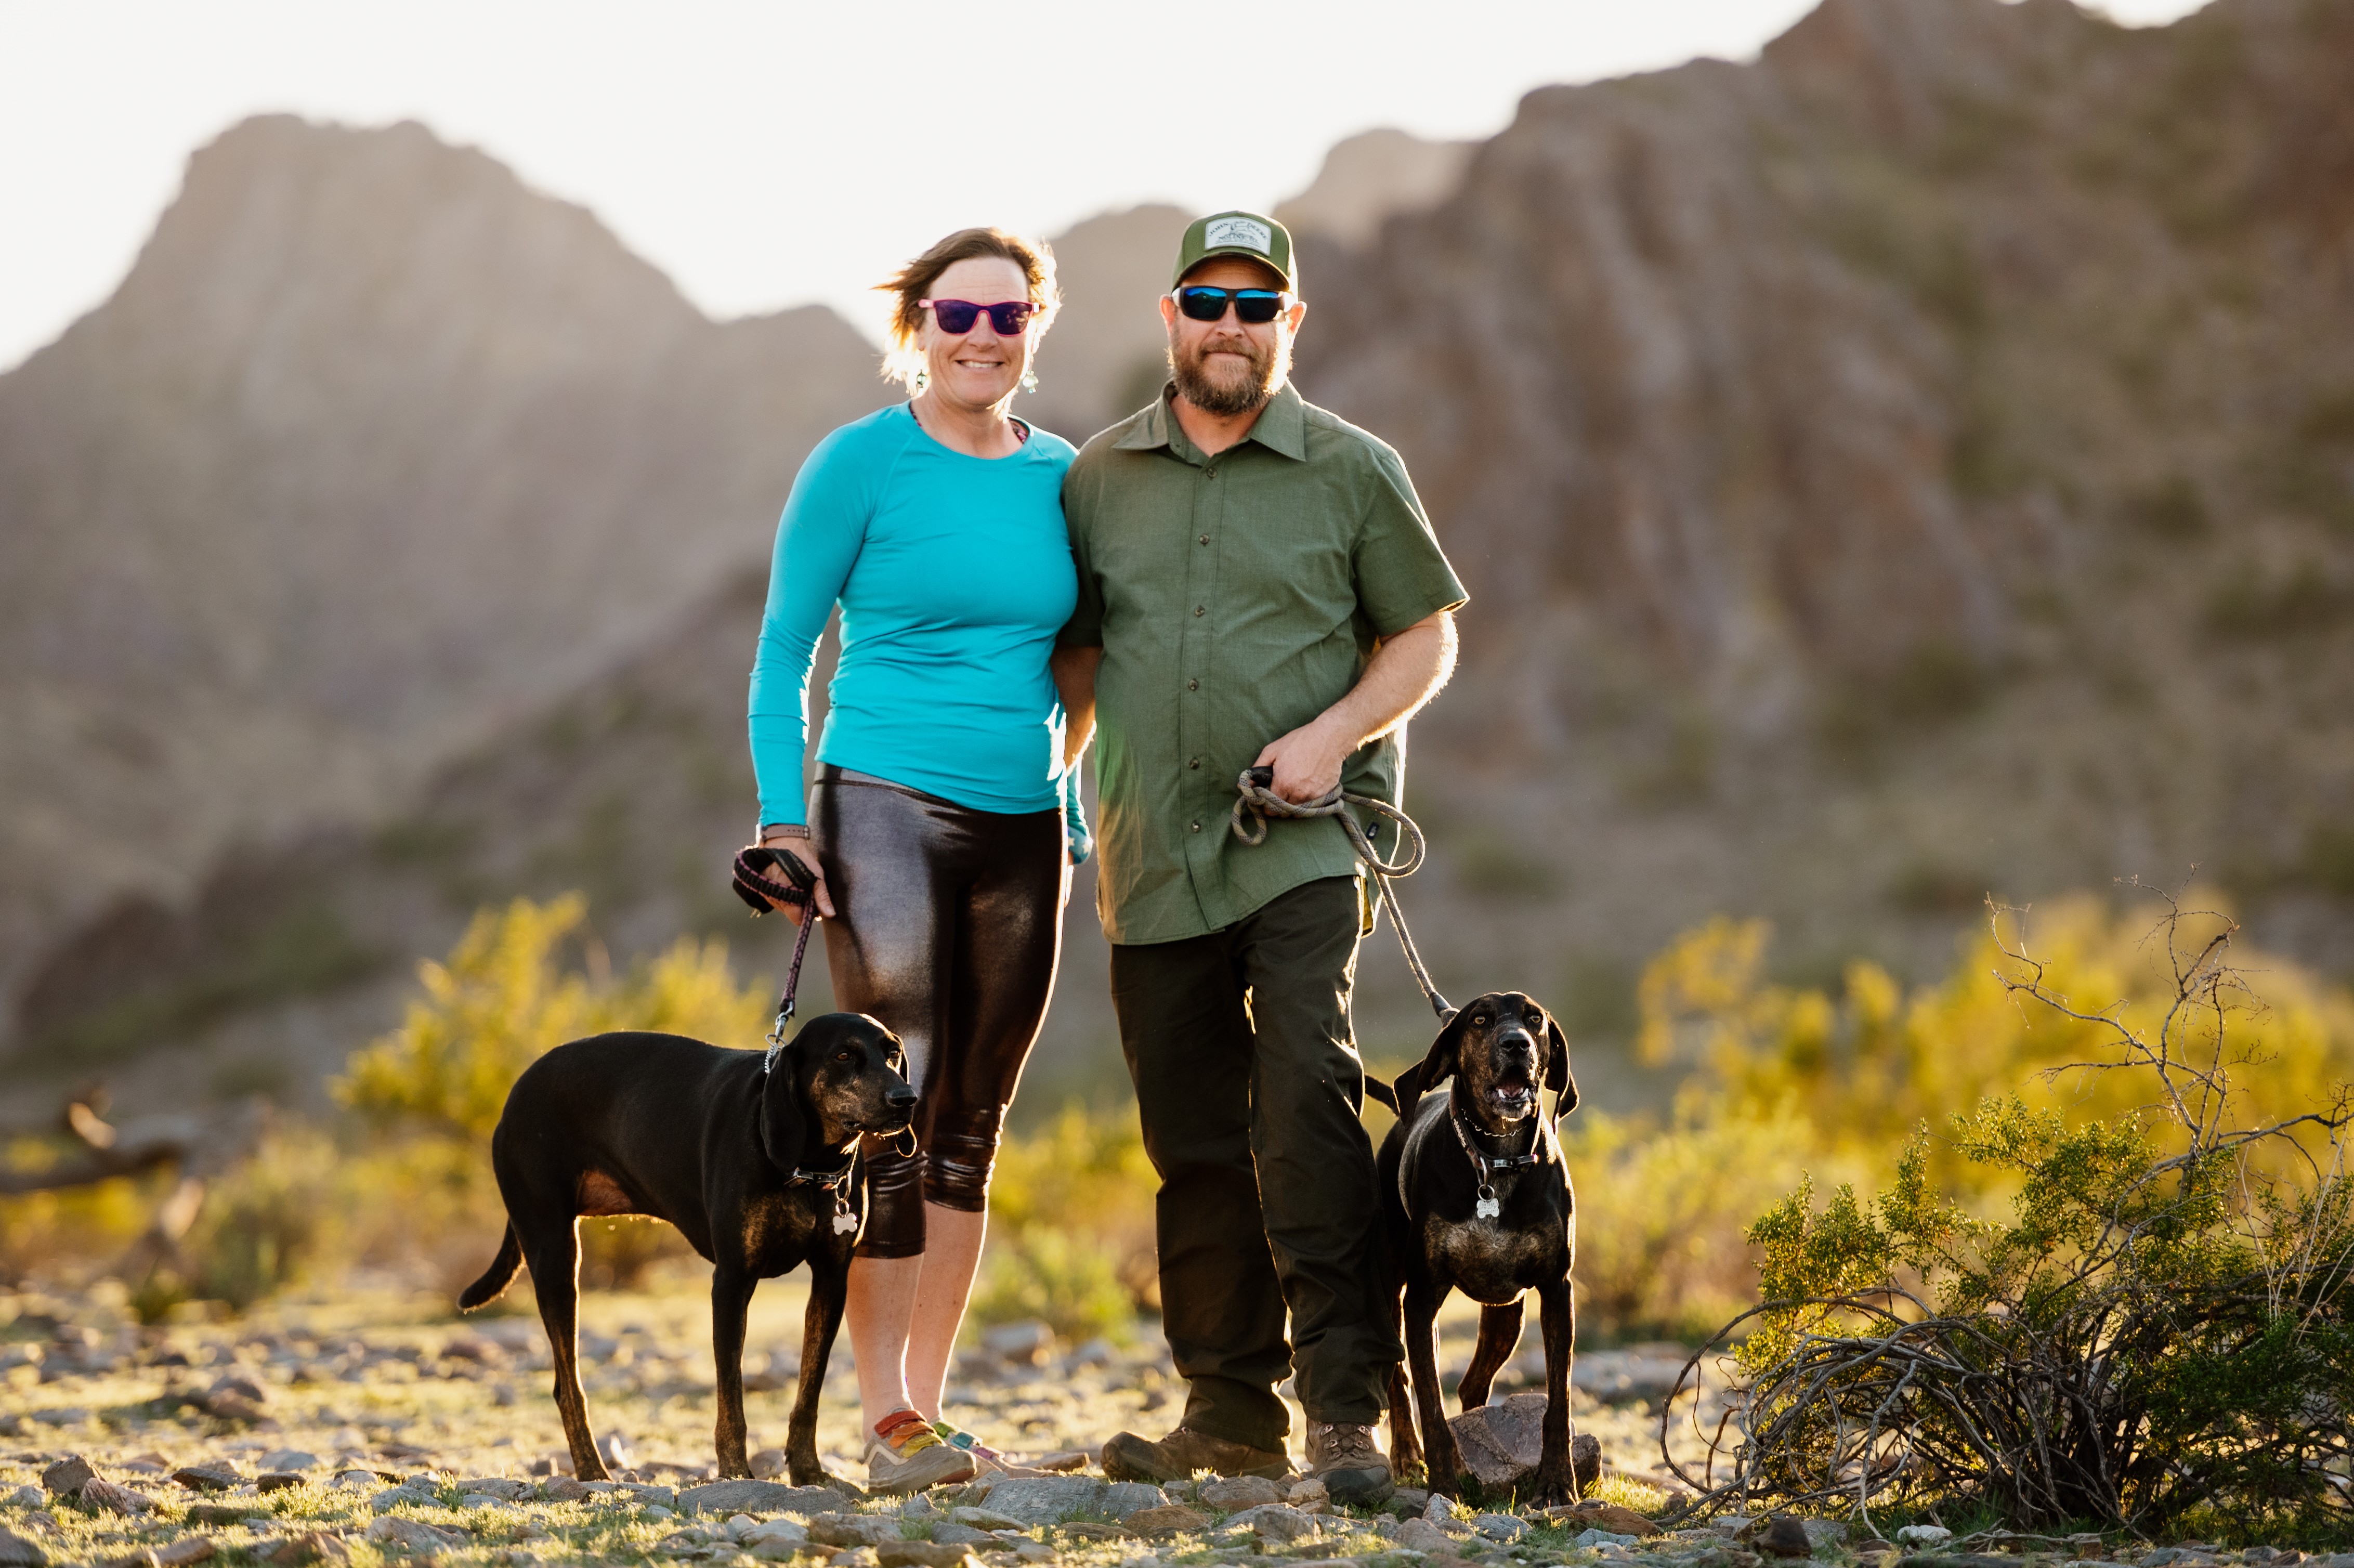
{"left": 812, "top": 766, "right": 1065, "bottom": 1259}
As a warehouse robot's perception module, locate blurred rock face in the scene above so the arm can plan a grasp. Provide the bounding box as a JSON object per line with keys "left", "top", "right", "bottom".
{"left": 1293, "top": 0, "right": 2354, "bottom": 735}
{"left": 1273, "top": 128, "right": 1478, "bottom": 253}
{"left": 1021, "top": 204, "right": 1193, "bottom": 447}
{"left": 0, "top": 115, "right": 883, "bottom": 990}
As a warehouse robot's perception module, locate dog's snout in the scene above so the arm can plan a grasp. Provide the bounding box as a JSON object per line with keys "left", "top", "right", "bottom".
{"left": 885, "top": 1084, "right": 918, "bottom": 1108}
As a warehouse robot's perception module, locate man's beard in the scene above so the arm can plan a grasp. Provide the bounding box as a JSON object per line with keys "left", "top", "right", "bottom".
{"left": 1169, "top": 328, "right": 1289, "bottom": 417}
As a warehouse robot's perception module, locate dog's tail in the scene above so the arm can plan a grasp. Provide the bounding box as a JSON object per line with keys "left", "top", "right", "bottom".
{"left": 1363, "top": 1074, "right": 1401, "bottom": 1115}
{"left": 457, "top": 1223, "right": 525, "bottom": 1312}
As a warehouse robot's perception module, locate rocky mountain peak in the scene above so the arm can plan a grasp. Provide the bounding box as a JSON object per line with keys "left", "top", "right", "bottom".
{"left": 0, "top": 114, "right": 881, "bottom": 999}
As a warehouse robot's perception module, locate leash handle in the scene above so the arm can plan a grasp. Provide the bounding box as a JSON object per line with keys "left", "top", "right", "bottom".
{"left": 1231, "top": 768, "right": 1451, "bottom": 1020}
{"left": 1231, "top": 767, "right": 1427, "bottom": 877}
{"left": 733, "top": 845, "right": 817, "bottom": 912}
{"left": 733, "top": 847, "right": 821, "bottom": 1070}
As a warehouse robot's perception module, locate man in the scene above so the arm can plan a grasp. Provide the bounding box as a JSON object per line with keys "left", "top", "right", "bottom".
{"left": 1051, "top": 212, "right": 1466, "bottom": 1503}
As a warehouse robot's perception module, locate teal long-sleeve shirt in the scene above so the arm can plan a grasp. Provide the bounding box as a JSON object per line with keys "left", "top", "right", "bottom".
{"left": 748, "top": 403, "right": 1089, "bottom": 856}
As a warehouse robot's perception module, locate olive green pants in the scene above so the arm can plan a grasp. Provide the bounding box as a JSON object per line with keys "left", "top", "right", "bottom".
{"left": 1110, "top": 876, "right": 1402, "bottom": 1449}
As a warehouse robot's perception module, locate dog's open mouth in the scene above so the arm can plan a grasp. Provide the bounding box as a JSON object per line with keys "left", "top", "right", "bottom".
{"left": 1489, "top": 1074, "right": 1536, "bottom": 1115}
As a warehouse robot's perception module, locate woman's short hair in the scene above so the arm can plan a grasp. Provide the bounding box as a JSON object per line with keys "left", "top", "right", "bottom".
{"left": 877, "top": 228, "right": 1060, "bottom": 387}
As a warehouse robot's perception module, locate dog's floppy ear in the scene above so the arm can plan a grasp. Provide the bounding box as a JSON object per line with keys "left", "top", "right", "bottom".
{"left": 1392, "top": 1007, "right": 1472, "bottom": 1114}
{"left": 1543, "top": 1014, "right": 1578, "bottom": 1118}
{"left": 758, "top": 1027, "right": 812, "bottom": 1173}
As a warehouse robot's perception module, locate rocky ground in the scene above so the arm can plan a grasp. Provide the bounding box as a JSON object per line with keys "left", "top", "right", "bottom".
{"left": 0, "top": 1282, "right": 2303, "bottom": 1568}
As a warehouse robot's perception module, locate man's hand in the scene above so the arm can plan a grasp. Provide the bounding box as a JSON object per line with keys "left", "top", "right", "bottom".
{"left": 747, "top": 837, "right": 836, "bottom": 924}
{"left": 1254, "top": 714, "right": 1353, "bottom": 804}
{"left": 1251, "top": 611, "right": 1458, "bottom": 806}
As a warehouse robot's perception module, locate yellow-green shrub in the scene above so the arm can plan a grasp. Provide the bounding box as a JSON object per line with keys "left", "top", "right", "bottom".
{"left": 337, "top": 894, "right": 771, "bottom": 1138}
{"left": 970, "top": 1103, "right": 1159, "bottom": 1339}
{"left": 1561, "top": 1103, "right": 1869, "bottom": 1344}
{"left": 1636, "top": 895, "right": 2354, "bottom": 1188}
{"left": 0, "top": 1138, "right": 160, "bottom": 1280}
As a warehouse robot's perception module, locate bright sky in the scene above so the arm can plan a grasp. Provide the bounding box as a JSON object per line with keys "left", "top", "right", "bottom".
{"left": 0, "top": 0, "right": 2207, "bottom": 372}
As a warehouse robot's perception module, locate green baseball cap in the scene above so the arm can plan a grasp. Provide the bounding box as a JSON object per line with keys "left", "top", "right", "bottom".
{"left": 1171, "top": 210, "right": 1298, "bottom": 291}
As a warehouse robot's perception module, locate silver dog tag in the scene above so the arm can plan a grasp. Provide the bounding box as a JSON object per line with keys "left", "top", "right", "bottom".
{"left": 1475, "top": 1194, "right": 1502, "bottom": 1221}
{"left": 833, "top": 1208, "right": 858, "bottom": 1236}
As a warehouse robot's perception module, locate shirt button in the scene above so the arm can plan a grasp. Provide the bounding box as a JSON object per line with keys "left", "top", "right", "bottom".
{"left": 1187, "top": 678, "right": 1199, "bottom": 691}
{"left": 1190, "top": 821, "right": 1201, "bottom": 833}
{"left": 1205, "top": 468, "right": 1218, "bottom": 480}
{"left": 1199, "top": 534, "right": 1209, "bottom": 545}
{"left": 1188, "top": 757, "right": 1200, "bottom": 769}
{"left": 1193, "top": 606, "right": 1205, "bottom": 617}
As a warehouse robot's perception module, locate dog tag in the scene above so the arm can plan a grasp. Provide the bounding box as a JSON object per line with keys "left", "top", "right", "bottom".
{"left": 832, "top": 1207, "right": 858, "bottom": 1236}
{"left": 1475, "top": 1194, "right": 1502, "bottom": 1221}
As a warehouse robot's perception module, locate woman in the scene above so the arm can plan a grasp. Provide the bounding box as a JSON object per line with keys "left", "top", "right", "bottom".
{"left": 744, "top": 228, "right": 1087, "bottom": 1494}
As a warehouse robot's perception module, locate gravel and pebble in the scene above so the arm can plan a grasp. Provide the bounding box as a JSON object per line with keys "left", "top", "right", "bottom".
{"left": 3, "top": 1285, "right": 2338, "bottom": 1566}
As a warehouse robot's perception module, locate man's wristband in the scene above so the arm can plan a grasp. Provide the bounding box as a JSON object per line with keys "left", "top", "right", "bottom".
{"left": 758, "top": 823, "right": 812, "bottom": 843}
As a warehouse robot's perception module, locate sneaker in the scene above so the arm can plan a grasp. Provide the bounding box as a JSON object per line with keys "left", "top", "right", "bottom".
{"left": 1304, "top": 1420, "right": 1393, "bottom": 1507}
{"left": 927, "top": 1421, "right": 1059, "bottom": 1480}
{"left": 864, "top": 1409, "right": 977, "bottom": 1494}
{"left": 931, "top": 1419, "right": 1024, "bottom": 1474}
{"left": 1100, "top": 1426, "right": 1290, "bottom": 1484}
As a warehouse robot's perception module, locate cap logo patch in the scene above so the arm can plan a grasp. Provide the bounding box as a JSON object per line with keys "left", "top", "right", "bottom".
{"left": 1205, "top": 216, "right": 1273, "bottom": 255}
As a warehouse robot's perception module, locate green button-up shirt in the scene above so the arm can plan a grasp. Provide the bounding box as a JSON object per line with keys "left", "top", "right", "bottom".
{"left": 1059, "top": 381, "right": 1469, "bottom": 945}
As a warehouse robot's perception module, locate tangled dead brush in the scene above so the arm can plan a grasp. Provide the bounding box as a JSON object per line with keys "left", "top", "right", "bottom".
{"left": 1668, "top": 891, "right": 2354, "bottom": 1538}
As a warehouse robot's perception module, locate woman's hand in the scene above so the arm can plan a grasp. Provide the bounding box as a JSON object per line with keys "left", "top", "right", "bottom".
{"left": 751, "top": 833, "right": 837, "bottom": 924}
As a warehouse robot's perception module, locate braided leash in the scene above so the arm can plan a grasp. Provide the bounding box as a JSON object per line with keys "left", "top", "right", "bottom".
{"left": 731, "top": 847, "right": 821, "bottom": 1073}
{"left": 1230, "top": 768, "right": 1453, "bottom": 1021}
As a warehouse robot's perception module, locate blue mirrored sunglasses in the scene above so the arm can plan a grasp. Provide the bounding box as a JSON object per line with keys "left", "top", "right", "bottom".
{"left": 1175, "top": 286, "right": 1288, "bottom": 324}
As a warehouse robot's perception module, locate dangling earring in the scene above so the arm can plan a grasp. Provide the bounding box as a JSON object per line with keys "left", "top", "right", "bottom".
{"left": 910, "top": 366, "right": 930, "bottom": 395}
{"left": 1020, "top": 369, "right": 1039, "bottom": 394}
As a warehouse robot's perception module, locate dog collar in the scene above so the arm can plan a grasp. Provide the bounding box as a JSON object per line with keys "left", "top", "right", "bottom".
{"left": 786, "top": 1153, "right": 860, "bottom": 1236}
{"left": 787, "top": 1160, "right": 855, "bottom": 1191}
{"left": 1449, "top": 1104, "right": 1541, "bottom": 1221}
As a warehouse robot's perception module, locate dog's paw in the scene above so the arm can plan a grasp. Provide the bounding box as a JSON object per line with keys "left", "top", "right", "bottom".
{"left": 1525, "top": 1460, "right": 1581, "bottom": 1508}
{"left": 791, "top": 1467, "right": 865, "bottom": 1500}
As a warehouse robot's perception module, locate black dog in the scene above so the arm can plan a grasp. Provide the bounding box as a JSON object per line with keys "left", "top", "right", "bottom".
{"left": 1368, "top": 991, "right": 1580, "bottom": 1502}
{"left": 459, "top": 1014, "right": 914, "bottom": 1485}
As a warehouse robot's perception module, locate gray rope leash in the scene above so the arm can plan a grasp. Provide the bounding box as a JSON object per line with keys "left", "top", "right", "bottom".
{"left": 1231, "top": 767, "right": 1454, "bottom": 1021}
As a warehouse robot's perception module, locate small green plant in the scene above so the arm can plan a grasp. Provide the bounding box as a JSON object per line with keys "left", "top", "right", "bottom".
{"left": 1451, "top": 829, "right": 1561, "bottom": 899}
{"left": 2121, "top": 475, "right": 2211, "bottom": 542}
{"left": 1815, "top": 641, "right": 1995, "bottom": 765}
{"left": 1677, "top": 894, "right": 2354, "bottom": 1536}
{"left": 2307, "top": 824, "right": 2354, "bottom": 898}
{"left": 1886, "top": 858, "right": 1989, "bottom": 914}
{"left": 2205, "top": 559, "right": 2347, "bottom": 641}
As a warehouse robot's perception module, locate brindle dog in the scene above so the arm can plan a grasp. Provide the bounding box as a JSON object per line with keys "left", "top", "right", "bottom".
{"left": 1369, "top": 991, "right": 1579, "bottom": 1501}
{"left": 459, "top": 1014, "right": 914, "bottom": 1486}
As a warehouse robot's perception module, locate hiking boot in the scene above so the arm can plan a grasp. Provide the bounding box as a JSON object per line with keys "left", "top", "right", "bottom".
{"left": 864, "top": 1408, "right": 977, "bottom": 1494}
{"left": 1304, "top": 1420, "right": 1393, "bottom": 1506}
{"left": 1100, "top": 1426, "right": 1290, "bottom": 1484}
